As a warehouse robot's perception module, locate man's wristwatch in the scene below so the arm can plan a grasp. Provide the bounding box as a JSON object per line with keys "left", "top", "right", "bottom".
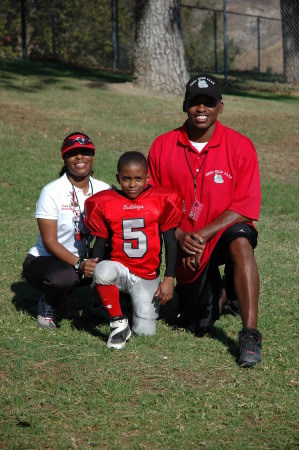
{"left": 74, "top": 258, "right": 83, "bottom": 273}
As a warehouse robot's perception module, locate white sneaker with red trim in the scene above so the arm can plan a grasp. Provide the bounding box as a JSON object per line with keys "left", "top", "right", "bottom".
{"left": 37, "top": 296, "right": 57, "bottom": 329}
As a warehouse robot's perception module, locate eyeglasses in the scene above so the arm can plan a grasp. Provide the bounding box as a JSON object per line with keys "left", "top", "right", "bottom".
{"left": 63, "top": 137, "right": 92, "bottom": 146}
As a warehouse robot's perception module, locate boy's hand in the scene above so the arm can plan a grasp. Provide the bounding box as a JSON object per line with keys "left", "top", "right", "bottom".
{"left": 155, "top": 277, "right": 175, "bottom": 305}
{"left": 80, "top": 258, "right": 99, "bottom": 278}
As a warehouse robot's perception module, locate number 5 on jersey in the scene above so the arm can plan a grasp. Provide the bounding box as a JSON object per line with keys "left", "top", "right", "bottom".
{"left": 122, "top": 218, "right": 148, "bottom": 258}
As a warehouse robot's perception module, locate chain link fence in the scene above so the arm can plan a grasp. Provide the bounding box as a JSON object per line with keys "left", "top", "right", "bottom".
{"left": 181, "top": 1, "right": 299, "bottom": 84}
{"left": 1, "top": 1, "right": 298, "bottom": 85}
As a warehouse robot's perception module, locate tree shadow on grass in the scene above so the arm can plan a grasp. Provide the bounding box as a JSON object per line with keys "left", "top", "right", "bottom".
{"left": 0, "top": 59, "right": 131, "bottom": 93}
{"left": 159, "top": 291, "right": 240, "bottom": 362}
{"left": 3, "top": 59, "right": 297, "bottom": 102}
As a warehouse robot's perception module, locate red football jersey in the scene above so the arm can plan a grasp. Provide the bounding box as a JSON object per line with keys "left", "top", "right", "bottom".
{"left": 85, "top": 186, "right": 183, "bottom": 279}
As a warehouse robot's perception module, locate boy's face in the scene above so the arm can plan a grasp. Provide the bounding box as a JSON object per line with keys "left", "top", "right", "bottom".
{"left": 116, "top": 163, "right": 150, "bottom": 200}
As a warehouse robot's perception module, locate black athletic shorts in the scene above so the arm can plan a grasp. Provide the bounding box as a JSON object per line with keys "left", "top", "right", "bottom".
{"left": 176, "top": 223, "right": 258, "bottom": 332}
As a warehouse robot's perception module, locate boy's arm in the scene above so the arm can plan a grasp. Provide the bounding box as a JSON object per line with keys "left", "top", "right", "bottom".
{"left": 90, "top": 236, "right": 108, "bottom": 261}
{"left": 163, "top": 228, "right": 177, "bottom": 277}
{"left": 155, "top": 228, "right": 177, "bottom": 305}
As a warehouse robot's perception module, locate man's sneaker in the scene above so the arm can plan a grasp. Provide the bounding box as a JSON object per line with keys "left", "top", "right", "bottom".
{"left": 238, "top": 328, "right": 262, "bottom": 368}
{"left": 107, "top": 316, "right": 131, "bottom": 350}
{"left": 37, "top": 296, "right": 57, "bottom": 329}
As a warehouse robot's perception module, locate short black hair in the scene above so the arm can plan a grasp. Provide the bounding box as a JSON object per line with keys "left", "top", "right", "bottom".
{"left": 117, "top": 151, "right": 148, "bottom": 173}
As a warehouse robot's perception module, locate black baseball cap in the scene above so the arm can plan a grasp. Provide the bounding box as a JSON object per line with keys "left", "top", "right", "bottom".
{"left": 183, "top": 74, "right": 222, "bottom": 112}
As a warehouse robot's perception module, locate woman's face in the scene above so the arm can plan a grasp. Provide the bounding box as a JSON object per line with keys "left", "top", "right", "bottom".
{"left": 65, "top": 148, "right": 94, "bottom": 180}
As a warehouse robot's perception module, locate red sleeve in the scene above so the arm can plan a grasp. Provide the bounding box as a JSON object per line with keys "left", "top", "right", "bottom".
{"left": 148, "top": 137, "right": 162, "bottom": 186}
{"left": 85, "top": 196, "right": 109, "bottom": 239}
{"left": 159, "top": 190, "right": 183, "bottom": 232}
{"left": 230, "top": 140, "right": 261, "bottom": 220}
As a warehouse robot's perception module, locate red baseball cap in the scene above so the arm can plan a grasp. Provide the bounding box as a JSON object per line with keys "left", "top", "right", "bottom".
{"left": 61, "top": 132, "right": 96, "bottom": 158}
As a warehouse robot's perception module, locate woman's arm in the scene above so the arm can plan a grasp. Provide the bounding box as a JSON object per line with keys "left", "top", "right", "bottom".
{"left": 38, "top": 218, "right": 98, "bottom": 277}
{"left": 38, "top": 218, "right": 79, "bottom": 266}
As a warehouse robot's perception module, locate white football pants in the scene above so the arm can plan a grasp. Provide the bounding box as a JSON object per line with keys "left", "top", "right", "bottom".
{"left": 93, "top": 260, "right": 160, "bottom": 336}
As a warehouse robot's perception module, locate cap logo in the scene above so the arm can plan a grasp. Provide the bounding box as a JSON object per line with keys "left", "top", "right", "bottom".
{"left": 198, "top": 79, "right": 209, "bottom": 89}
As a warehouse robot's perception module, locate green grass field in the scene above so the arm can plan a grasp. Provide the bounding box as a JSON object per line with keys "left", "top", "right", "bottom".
{"left": 0, "top": 60, "right": 298, "bottom": 449}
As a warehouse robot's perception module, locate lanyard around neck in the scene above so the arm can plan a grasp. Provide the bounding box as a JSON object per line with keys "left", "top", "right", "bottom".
{"left": 71, "top": 179, "right": 93, "bottom": 256}
{"left": 184, "top": 147, "right": 207, "bottom": 199}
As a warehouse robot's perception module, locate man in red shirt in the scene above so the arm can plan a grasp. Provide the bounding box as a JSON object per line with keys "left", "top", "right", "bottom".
{"left": 148, "top": 74, "right": 262, "bottom": 367}
{"left": 85, "top": 151, "right": 183, "bottom": 350}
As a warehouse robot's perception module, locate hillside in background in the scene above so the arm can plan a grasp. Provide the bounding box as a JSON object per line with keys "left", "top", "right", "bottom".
{"left": 182, "top": 0, "right": 283, "bottom": 74}
{"left": 226, "top": 0, "right": 280, "bottom": 18}
{"left": 227, "top": 0, "right": 282, "bottom": 72}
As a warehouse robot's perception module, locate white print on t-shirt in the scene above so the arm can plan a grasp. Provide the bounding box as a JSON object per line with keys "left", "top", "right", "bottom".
{"left": 205, "top": 169, "right": 232, "bottom": 181}
{"left": 61, "top": 204, "right": 73, "bottom": 211}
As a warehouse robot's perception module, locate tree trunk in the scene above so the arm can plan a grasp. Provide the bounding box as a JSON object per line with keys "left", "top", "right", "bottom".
{"left": 280, "top": 0, "right": 299, "bottom": 83}
{"left": 133, "top": 0, "right": 189, "bottom": 95}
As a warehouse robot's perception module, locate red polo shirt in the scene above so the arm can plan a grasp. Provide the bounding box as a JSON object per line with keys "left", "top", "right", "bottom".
{"left": 148, "top": 120, "right": 261, "bottom": 284}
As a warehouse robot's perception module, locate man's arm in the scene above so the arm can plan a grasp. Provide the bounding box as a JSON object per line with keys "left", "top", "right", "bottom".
{"left": 176, "top": 210, "right": 251, "bottom": 271}
{"left": 177, "top": 210, "right": 251, "bottom": 251}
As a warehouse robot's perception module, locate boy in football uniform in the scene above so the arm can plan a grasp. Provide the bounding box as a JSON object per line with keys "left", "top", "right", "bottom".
{"left": 85, "top": 151, "right": 183, "bottom": 349}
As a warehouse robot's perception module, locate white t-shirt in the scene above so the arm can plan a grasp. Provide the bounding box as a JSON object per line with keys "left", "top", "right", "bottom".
{"left": 29, "top": 173, "right": 110, "bottom": 258}
{"left": 189, "top": 140, "right": 207, "bottom": 153}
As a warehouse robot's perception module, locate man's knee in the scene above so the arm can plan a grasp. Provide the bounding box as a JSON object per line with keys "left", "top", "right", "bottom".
{"left": 229, "top": 237, "right": 254, "bottom": 261}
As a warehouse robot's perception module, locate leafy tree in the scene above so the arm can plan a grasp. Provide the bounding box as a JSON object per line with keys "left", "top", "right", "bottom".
{"left": 0, "top": 0, "right": 22, "bottom": 58}
{"left": 0, "top": 0, "right": 135, "bottom": 68}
